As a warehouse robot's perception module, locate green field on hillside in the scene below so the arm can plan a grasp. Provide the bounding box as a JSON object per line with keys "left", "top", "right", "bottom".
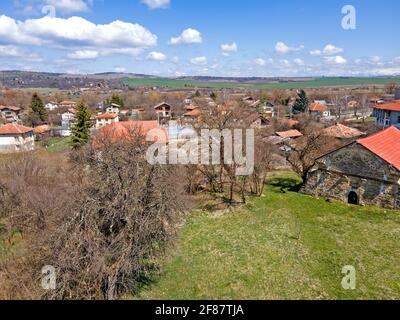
{"left": 124, "top": 77, "right": 400, "bottom": 90}
{"left": 136, "top": 173, "right": 400, "bottom": 300}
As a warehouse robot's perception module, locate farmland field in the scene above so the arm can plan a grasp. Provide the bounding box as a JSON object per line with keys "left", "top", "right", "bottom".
{"left": 136, "top": 173, "right": 400, "bottom": 300}
{"left": 124, "top": 76, "right": 400, "bottom": 90}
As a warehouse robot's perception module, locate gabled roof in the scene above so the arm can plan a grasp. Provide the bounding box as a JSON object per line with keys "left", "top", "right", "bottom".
{"left": 154, "top": 102, "right": 172, "bottom": 110}
{"left": 34, "top": 125, "right": 51, "bottom": 134}
{"left": 96, "top": 113, "right": 118, "bottom": 120}
{"left": 0, "top": 123, "right": 33, "bottom": 135}
{"left": 0, "top": 105, "right": 21, "bottom": 112}
{"left": 357, "top": 126, "right": 400, "bottom": 171}
{"left": 94, "top": 121, "right": 168, "bottom": 145}
{"left": 323, "top": 124, "right": 365, "bottom": 139}
{"left": 60, "top": 100, "right": 77, "bottom": 105}
{"left": 309, "top": 103, "right": 329, "bottom": 112}
{"left": 373, "top": 100, "right": 400, "bottom": 112}
{"left": 275, "top": 129, "right": 303, "bottom": 139}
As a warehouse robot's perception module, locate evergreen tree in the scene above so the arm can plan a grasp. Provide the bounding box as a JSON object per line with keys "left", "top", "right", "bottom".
{"left": 71, "top": 101, "right": 92, "bottom": 148}
{"left": 30, "top": 93, "right": 47, "bottom": 122}
{"left": 292, "top": 90, "right": 309, "bottom": 114}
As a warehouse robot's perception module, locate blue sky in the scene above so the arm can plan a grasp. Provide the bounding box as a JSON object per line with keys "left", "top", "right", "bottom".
{"left": 0, "top": 0, "right": 399, "bottom": 77}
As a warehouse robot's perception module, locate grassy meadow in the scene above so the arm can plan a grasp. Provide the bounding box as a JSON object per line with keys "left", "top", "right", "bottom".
{"left": 136, "top": 173, "right": 400, "bottom": 300}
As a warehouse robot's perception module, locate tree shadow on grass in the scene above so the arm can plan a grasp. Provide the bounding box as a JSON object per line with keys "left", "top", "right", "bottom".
{"left": 269, "top": 176, "right": 303, "bottom": 192}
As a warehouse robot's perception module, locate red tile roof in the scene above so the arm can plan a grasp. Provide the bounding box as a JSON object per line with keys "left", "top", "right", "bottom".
{"left": 357, "top": 126, "right": 400, "bottom": 171}
{"left": 0, "top": 105, "right": 21, "bottom": 112}
{"left": 60, "top": 100, "right": 76, "bottom": 105}
{"left": 96, "top": 113, "right": 118, "bottom": 120}
{"left": 309, "top": 103, "right": 329, "bottom": 112}
{"left": 373, "top": 100, "right": 400, "bottom": 112}
{"left": 184, "top": 104, "right": 198, "bottom": 111}
{"left": 275, "top": 129, "right": 303, "bottom": 139}
{"left": 323, "top": 124, "right": 365, "bottom": 139}
{"left": 0, "top": 123, "right": 33, "bottom": 135}
{"left": 94, "top": 121, "right": 168, "bottom": 145}
{"left": 33, "top": 125, "right": 51, "bottom": 134}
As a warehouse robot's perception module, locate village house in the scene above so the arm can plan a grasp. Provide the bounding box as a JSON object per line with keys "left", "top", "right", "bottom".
{"left": 323, "top": 123, "right": 365, "bottom": 140}
{"left": 0, "top": 105, "right": 21, "bottom": 123}
{"left": 0, "top": 123, "right": 35, "bottom": 153}
{"left": 372, "top": 100, "right": 400, "bottom": 128}
{"left": 33, "top": 125, "right": 52, "bottom": 141}
{"left": 61, "top": 108, "right": 76, "bottom": 128}
{"left": 182, "top": 107, "right": 201, "bottom": 121}
{"left": 154, "top": 102, "right": 172, "bottom": 118}
{"left": 106, "top": 103, "right": 121, "bottom": 114}
{"left": 309, "top": 102, "right": 331, "bottom": 119}
{"left": 95, "top": 113, "right": 119, "bottom": 129}
{"left": 302, "top": 126, "right": 400, "bottom": 208}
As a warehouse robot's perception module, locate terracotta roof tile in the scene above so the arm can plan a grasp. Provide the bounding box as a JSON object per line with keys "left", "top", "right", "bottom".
{"left": 275, "top": 129, "right": 303, "bottom": 139}
{"left": 96, "top": 113, "right": 118, "bottom": 120}
{"left": 373, "top": 100, "right": 400, "bottom": 112}
{"left": 357, "top": 126, "right": 400, "bottom": 171}
{"left": 309, "top": 103, "right": 329, "bottom": 112}
{"left": 323, "top": 124, "right": 365, "bottom": 139}
{"left": 0, "top": 123, "right": 34, "bottom": 135}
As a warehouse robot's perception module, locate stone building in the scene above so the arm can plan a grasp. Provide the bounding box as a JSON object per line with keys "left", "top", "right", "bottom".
{"left": 302, "top": 126, "right": 400, "bottom": 208}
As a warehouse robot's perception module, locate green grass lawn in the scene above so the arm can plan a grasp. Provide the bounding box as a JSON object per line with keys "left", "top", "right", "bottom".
{"left": 41, "top": 137, "right": 71, "bottom": 153}
{"left": 136, "top": 173, "right": 400, "bottom": 300}
{"left": 124, "top": 77, "right": 400, "bottom": 90}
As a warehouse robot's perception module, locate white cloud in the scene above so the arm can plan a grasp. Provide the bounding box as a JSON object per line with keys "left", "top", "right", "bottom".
{"left": 68, "top": 50, "right": 99, "bottom": 60}
{"left": 293, "top": 58, "right": 304, "bottom": 66}
{"left": 114, "top": 67, "right": 126, "bottom": 73}
{"left": 169, "top": 28, "right": 202, "bottom": 45}
{"left": 275, "top": 41, "right": 304, "bottom": 54}
{"left": 147, "top": 51, "right": 167, "bottom": 61}
{"left": 44, "top": 0, "right": 92, "bottom": 13}
{"left": 324, "top": 55, "right": 347, "bottom": 64}
{"left": 322, "top": 44, "right": 344, "bottom": 55}
{"left": 310, "top": 44, "right": 344, "bottom": 56}
{"left": 0, "top": 15, "right": 157, "bottom": 56}
{"left": 254, "top": 58, "right": 273, "bottom": 66}
{"left": 142, "top": 0, "right": 170, "bottom": 9}
{"left": 220, "top": 42, "right": 237, "bottom": 56}
{"left": 190, "top": 56, "right": 207, "bottom": 65}
{"left": 0, "top": 45, "right": 25, "bottom": 57}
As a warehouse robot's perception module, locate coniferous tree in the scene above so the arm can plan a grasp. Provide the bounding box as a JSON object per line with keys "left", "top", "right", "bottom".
{"left": 292, "top": 90, "right": 309, "bottom": 114}
{"left": 105, "top": 94, "right": 124, "bottom": 108}
{"left": 71, "top": 101, "right": 92, "bottom": 148}
{"left": 30, "top": 93, "right": 47, "bottom": 122}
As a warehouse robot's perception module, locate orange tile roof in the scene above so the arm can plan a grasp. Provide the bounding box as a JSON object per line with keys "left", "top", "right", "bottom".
{"left": 323, "top": 124, "right": 365, "bottom": 139}
{"left": 357, "top": 126, "right": 400, "bottom": 171}
{"left": 60, "top": 100, "right": 76, "bottom": 105}
{"left": 0, "top": 123, "right": 33, "bottom": 135}
{"left": 94, "top": 121, "right": 168, "bottom": 145}
{"left": 183, "top": 108, "right": 201, "bottom": 117}
{"left": 184, "top": 104, "right": 198, "bottom": 111}
{"left": 275, "top": 129, "right": 303, "bottom": 139}
{"left": 0, "top": 105, "right": 21, "bottom": 111}
{"left": 96, "top": 113, "right": 118, "bottom": 120}
{"left": 373, "top": 100, "right": 400, "bottom": 112}
{"left": 309, "top": 103, "right": 329, "bottom": 112}
{"left": 33, "top": 125, "right": 51, "bottom": 134}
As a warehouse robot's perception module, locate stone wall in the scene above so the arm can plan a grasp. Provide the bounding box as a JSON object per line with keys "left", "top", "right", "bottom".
{"left": 302, "top": 143, "right": 400, "bottom": 209}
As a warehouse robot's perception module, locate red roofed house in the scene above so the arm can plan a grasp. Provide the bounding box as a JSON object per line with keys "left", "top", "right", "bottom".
{"left": 309, "top": 103, "right": 331, "bottom": 119}
{"left": 302, "top": 126, "right": 400, "bottom": 208}
{"left": 60, "top": 101, "right": 77, "bottom": 109}
{"left": 0, "top": 123, "right": 35, "bottom": 153}
{"left": 372, "top": 100, "right": 400, "bottom": 128}
{"left": 95, "top": 113, "right": 119, "bottom": 129}
{"left": 154, "top": 102, "right": 172, "bottom": 120}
